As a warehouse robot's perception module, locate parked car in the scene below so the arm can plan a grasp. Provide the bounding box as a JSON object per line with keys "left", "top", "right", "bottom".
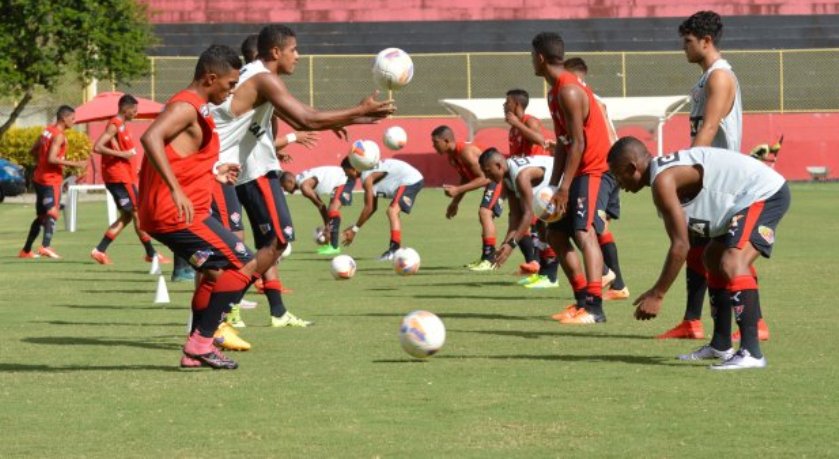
{"left": 0, "top": 157, "right": 26, "bottom": 203}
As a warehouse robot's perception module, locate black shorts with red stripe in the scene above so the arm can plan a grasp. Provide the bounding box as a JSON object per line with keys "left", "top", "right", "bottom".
{"left": 151, "top": 215, "right": 254, "bottom": 270}
{"left": 479, "top": 181, "right": 503, "bottom": 218}
{"left": 385, "top": 180, "right": 424, "bottom": 214}
{"left": 716, "top": 183, "right": 790, "bottom": 258}
{"left": 236, "top": 171, "right": 295, "bottom": 249}
{"left": 211, "top": 181, "right": 245, "bottom": 232}
{"left": 330, "top": 177, "right": 357, "bottom": 207}
{"left": 547, "top": 174, "right": 606, "bottom": 234}
{"left": 34, "top": 181, "right": 61, "bottom": 218}
{"left": 105, "top": 182, "right": 138, "bottom": 212}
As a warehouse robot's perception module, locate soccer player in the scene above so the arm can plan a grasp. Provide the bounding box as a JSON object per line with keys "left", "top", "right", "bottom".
{"left": 563, "top": 57, "right": 629, "bottom": 301}
{"left": 241, "top": 34, "right": 258, "bottom": 64}
{"left": 479, "top": 149, "right": 560, "bottom": 289}
{"left": 532, "top": 32, "right": 611, "bottom": 324}
{"left": 608, "top": 137, "right": 789, "bottom": 370}
{"left": 341, "top": 158, "right": 424, "bottom": 260}
{"left": 280, "top": 161, "right": 356, "bottom": 255}
{"left": 211, "top": 24, "right": 395, "bottom": 328}
{"left": 430, "top": 125, "right": 502, "bottom": 271}
{"left": 138, "top": 44, "right": 258, "bottom": 369}
{"left": 19, "top": 106, "right": 86, "bottom": 259}
{"left": 90, "top": 94, "right": 169, "bottom": 265}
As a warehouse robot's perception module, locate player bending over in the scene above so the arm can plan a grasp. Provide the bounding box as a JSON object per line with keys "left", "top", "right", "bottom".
{"left": 608, "top": 137, "right": 789, "bottom": 370}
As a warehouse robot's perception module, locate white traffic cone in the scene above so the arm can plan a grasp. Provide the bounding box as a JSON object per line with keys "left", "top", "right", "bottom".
{"left": 149, "top": 254, "right": 162, "bottom": 275}
{"left": 186, "top": 310, "right": 193, "bottom": 333}
{"left": 154, "top": 274, "right": 170, "bottom": 304}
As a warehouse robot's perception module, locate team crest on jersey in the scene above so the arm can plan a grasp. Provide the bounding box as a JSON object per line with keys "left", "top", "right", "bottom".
{"left": 688, "top": 218, "right": 710, "bottom": 237}
{"left": 758, "top": 225, "right": 775, "bottom": 244}
{"left": 199, "top": 104, "right": 210, "bottom": 117}
{"left": 190, "top": 249, "right": 212, "bottom": 267}
{"left": 259, "top": 223, "right": 272, "bottom": 235}
{"left": 234, "top": 242, "right": 247, "bottom": 255}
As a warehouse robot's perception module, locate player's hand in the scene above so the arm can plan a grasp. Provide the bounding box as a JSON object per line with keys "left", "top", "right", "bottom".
{"left": 73, "top": 160, "right": 88, "bottom": 169}
{"left": 544, "top": 139, "right": 557, "bottom": 150}
{"left": 445, "top": 201, "right": 459, "bottom": 219}
{"left": 504, "top": 110, "right": 521, "bottom": 126}
{"left": 551, "top": 187, "right": 570, "bottom": 218}
{"left": 359, "top": 91, "right": 396, "bottom": 119}
{"left": 332, "top": 127, "right": 349, "bottom": 141}
{"left": 171, "top": 187, "right": 194, "bottom": 225}
{"left": 442, "top": 184, "right": 460, "bottom": 198}
{"left": 215, "top": 163, "right": 240, "bottom": 184}
{"left": 294, "top": 131, "right": 319, "bottom": 149}
{"left": 341, "top": 228, "right": 356, "bottom": 246}
{"left": 492, "top": 244, "right": 512, "bottom": 269}
{"left": 633, "top": 289, "right": 664, "bottom": 320}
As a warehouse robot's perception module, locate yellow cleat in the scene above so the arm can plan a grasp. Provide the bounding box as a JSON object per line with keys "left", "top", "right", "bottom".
{"left": 213, "top": 323, "right": 251, "bottom": 351}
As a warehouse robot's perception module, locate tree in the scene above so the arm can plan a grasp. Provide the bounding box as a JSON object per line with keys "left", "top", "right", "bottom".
{"left": 0, "top": 0, "right": 155, "bottom": 138}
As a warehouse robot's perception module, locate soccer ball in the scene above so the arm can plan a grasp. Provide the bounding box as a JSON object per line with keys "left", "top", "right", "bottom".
{"left": 348, "top": 139, "right": 381, "bottom": 171}
{"left": 399, "top": 310, "right": 446, "bottom": 359}
{"left": 393, "top": 247, "right": 420, "bottom": 275}
{"left": 372, "top": 48, "right": 414, "bottom": 91}
{"left": 330, "top": 255, "right": 357, "bottom": 280}
{"left": 313, "top": 226, "right": 327, "bottom": 245}
{"left": 383, "top": 126, "right": 407, "bottom": 150}
{"left": 532, "top": 185, "right": 564, "bottom": 223}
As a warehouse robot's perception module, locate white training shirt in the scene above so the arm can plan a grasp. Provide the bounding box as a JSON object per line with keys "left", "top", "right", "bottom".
{"left": 689, "top": 58, "right": 743, "bottom": 152}
{"left": 504, "top": 155, "right": 554, "bottom": 198}
{"left": 296, "top": 166, "right": 348, "bottom": 195}
{"left": 361, "top": 159, "right": 423, "bottom": 198}
{"left": 650, "top": 146, "right": 785, "bottom": 238}
{"left": 211, "top": 60, "right": 280, "bottom": 184}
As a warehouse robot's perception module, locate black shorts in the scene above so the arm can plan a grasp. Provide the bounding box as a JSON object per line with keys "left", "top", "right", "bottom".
{"left": 715, "top": 183, "right": 790, "bottom": 258}
{"left": 330, "top": 177, "right": 357, "bottom": 207}
{"left": 480, "top": 181, "right": 503, "bottom": 218}
{"left": 547, "top": 174, "right": 605, "bottom": 234}
{"left": 211, "top": 182, "right": 245, "bottom": 232}
{"left": 236, "top": 171, "right": 295, "bottom": 249}
{"left": 105, "top": 182, "right": 138, "bottom": 213}
{"left": 385, "top": 180, "right": 423, "bottom": 214}
{"left": 34, "top": 181, "right": 61, "bottom": 219}
{"left": 598, "top": 172, "right": 621, "bottom": 220}
{"left": 151, "top": 216, "right": 254, "bottom": 270}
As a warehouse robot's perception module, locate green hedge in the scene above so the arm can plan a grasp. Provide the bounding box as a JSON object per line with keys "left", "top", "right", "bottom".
{"left": 0, "top": 126, "right": 91, "bottom": 182}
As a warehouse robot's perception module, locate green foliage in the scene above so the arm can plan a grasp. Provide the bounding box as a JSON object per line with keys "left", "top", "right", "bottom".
{"left": 0, "top": 126, "right": 91, "bottom": 179}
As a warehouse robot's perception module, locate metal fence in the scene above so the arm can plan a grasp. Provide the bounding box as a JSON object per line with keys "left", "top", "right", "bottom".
{"left": 103, "top": 49, "right": 839, "bottom": 115}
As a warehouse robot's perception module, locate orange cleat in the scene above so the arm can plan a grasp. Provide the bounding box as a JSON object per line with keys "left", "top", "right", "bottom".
{"left": 732, "top": 318, "right": 770, "bottom": 341}
{"left": 37, "top": 246, "right": 62, "bottom": 259}
{"left": 145, "top": 254, "right": 172, "bottom": 264}
{"left": 603, "top": 287, "right": 630, "bottom": 301}
{"left": 18, "top": 250, "right": 36, "bottom": 259}
{"left": 518, "top": 260, "right": 540, "bottom": 275}
{"left": 559, "top": 308, "right": 606, "bottom": 324}
{"left": 551, "top": 303, "right": 579, "bottom": 322}
{"left": 656, "top": 319, "right": 705, "bottom": 340}
{"left": 90, "top": 248, "right": 113, "bottom": 265}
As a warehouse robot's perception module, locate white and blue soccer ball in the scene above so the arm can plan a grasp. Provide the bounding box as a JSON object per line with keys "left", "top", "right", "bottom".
{"left": 532, "top": 185, "right": 564, "bottom": 223}
{"left": 399, "top": 310, "right": 446, "bottom": 359}
{"left": 393, "top": 247, "right": 420, "bottom": 275}
{"left": 313, "top": 226, "right": 327, "bottom": 245}
{"left": 372, "top": 48, "right": 414, "bottom": 91}
{"left": 330, "top": 255, "right": 357, "bottom": 280}
{"left": 348, "top": 139, "right": 381, "bottom": 171}
{"left": 383, "top": 126, "right": 408, "bottom": 150}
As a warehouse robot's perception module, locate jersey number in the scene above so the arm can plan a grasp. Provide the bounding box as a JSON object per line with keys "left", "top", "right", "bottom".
{"left": 248, "top": 121, "right": 267, "bottom": 139}
{"left": 656, "top": 152, "right": 680, "bottom": 167}
{"left": 510, "top": 157, "right": 531, "bottom": 167}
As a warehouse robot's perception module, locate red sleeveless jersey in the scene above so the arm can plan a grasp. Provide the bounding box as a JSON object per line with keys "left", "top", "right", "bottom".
{"left": 33, "top": 125, "right": 66, "bottom": 185}
{"left": 138, "top": 90, "right": 220, "bottom": 233}
{"left": 508, "top": 114, "right": 548, "bottom": 157}
{"left": 102, "top": 117, "right": 137, "bottom": 184}
{"left": 547, "top": 73, "right": 610, "bottom": 177}
{"left": 448, "top": 141, "right": 480, "bottom": 181}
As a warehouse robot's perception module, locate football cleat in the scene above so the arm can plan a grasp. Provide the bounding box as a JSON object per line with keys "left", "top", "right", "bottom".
{"left": 732, "top": 318, "right": 770, "bottom": 341}
{"left": 709, "top": 349, "right": 767, "bottom": 370}
{"left": 182, "top": 350, "right": 238, "bottom": 370}
{"left": 603, "top": 287, "right": 630, "bottom": 301}
{"left": 464, "top": 258, "right": 482, "bottom": 268}
{"left": 237, "top": 298, "right": 258, "bottom": 310}
{"left": 517, "top": 260, "right": 540, "bottom": 275}
{"left": 469, "top": 260, "right": 495, "bottom": 272}
{"left": 37, "top": 246, "right": 61, "bottom": 259}
{"left": 225, "top": 305, "right": 246, "bottom": 329}
{"left": 145, "top": 253, "right": 172, "bottom": 264}
{"left": 677, "top": 345, "right": 734, "bottom": 361}
{"left": 213, "top": 323, "right": 251, "bottom": 351}
{"left": 551, "top": 304, "right": 580, "bottom": 322}
{"left": 378, "top": 250, "right": 396, "bottom": 262}
{"left": 656, "top": 319, "right": 705, "bottom": 340}
{"left": 90, "top": 248, "right": 113, "bottom": 265}
{"left": 559, "top": 308, "right": 606, "bottom": 324}
{"left": 601, "top": 269, "right": 616, "bottom": 289}
{"left": 523, "top": 276, "right": 559, "bottom": 289}
{"left": 179, "top": 355, "right": 204, "bottom": 368}
{"left": 17, "top": 250, "right": 36, "bottom": 259}
{"left": 316, "top": 244, "right": 342, "bottom": 256}
{"left": 270, "top": 311, "right": 313, "bottom": 328}
{"left": 517, "top": 274, "right": 542, "bottom": 285}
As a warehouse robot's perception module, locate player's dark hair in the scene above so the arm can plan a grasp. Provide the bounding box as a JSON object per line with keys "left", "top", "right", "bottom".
{"left": 506, "top": 89, "right": 529, "bottom": 109}
{"left": 56, "top": 105, "right": 75, "bottom": 120}
{"left": 478, "top": 147, "right": 503, "bottom": 168}
{"left": 563, "top": 57, "right": 588, "bottom": 74}
{"left": 118, "top": 94, "right": 138, "bottom": 110}
{"left": 258, "top": 24, "right": 296, "bottom": 58}
{"left": 679, "top": 11, "right": 723, "bottom": 45}
{"left": 531, "top": 32, "right": 565, "bottom": 64}
{"left": 194, "top": 44, "right": 242, "bottom": 80}
{"left": 241, "top": 34, "right": 259, "bottom": 63}
{"left": 607, "top": 136, "right": 646, "bottom": 166}
{"left": 430, "top": 125, "right": 453, "bottom": 140}
{"left": 340, "top": 156, "right": 352, "bottom": 170}
{"left": 279, "top": 171, "right": 295, "bottom": 187}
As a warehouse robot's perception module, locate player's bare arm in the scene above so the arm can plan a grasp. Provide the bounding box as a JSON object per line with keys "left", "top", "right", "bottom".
{"left": 342, "top": 173, "right": 381, "bottom": 245}
{"left": 597, "top": 100, "right": 618, "bottom": 144}
{"left": 93, "top": 124, "right": 133, "bottom": 159}
{"left": 634, "top": 171, "right": 691, "bottom": 320}
{"left": 691, "top": 70, "right": 735, "bottom": 147}
{"left": 214, "top": 163, "right": 241, "bottom": 185}
{"left": 493, "top": 187, "right": 524, "bottom": 268}
{"left": 551, "top": 85, "right": 588, "bottom": 215}
{"left": 140, "top": 101, "right": 201, "bottom": 224}
{"left": 47, "top": 133, "right": 86, "bottom": 169}
{"left": 443, "top": 145, "right": 489, "bottom": 197}
{"left": 512, "top": 113, "right": 546, "bottom": 147}
{"left": 299, "top": 179, "right": 329, "bottom": 222}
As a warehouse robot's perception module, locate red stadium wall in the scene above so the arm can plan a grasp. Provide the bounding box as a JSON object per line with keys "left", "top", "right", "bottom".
{"left": 82, "top": 113, "right": 838, "bottom": 186}
{"left": 143, "top": 0, "right": 838, "bottom": 23}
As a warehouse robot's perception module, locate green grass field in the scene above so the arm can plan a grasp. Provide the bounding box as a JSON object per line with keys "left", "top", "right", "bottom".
{"left": 1, "top": 184, "right": 838, "bottom": 457}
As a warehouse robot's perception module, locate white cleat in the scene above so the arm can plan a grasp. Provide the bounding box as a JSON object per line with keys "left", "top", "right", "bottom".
{"left": 237, "top": 298, "right": 258, "bottom": 309}
{"left": 709, "top": 349, "right": 767, "bottom": 371}
{"left": 677, "top": 345, "right": 735, "bottom": 361}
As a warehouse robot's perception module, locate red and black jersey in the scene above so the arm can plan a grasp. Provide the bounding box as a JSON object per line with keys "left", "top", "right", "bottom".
{"left": 102, "top": 117, "right": 137, "bottom": 184}
{"left": 33, "top": 125, "right": 66, "bottom": 186}
{"left": 508, "top": 114, "right": 548, "bottom": 157}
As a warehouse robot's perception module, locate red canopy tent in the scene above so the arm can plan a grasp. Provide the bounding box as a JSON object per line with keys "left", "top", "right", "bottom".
{"left": 74, "top": 92, "right": 163, "bottom": 123}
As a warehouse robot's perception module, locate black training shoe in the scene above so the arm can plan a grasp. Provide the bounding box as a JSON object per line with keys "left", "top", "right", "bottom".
{"left": 184, "top": 350, "right": 238, "bottom": 370}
